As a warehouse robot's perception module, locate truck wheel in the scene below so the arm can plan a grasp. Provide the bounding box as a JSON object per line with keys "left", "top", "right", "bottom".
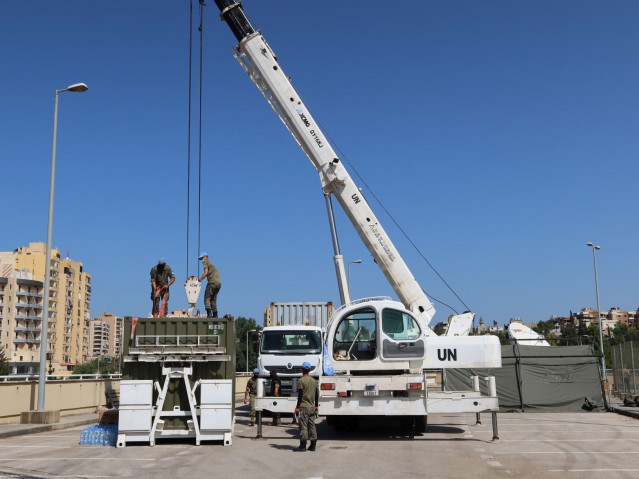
{"left": 400, "top": 416, "right": 416, "bottom": 438}
{"left": 416, "top": 415, "right": 427, "bottom": 433}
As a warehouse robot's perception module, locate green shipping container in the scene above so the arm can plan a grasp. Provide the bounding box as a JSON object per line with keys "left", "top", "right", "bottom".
{"left": 122, "top": 316, "right": 236, "bottom": 430}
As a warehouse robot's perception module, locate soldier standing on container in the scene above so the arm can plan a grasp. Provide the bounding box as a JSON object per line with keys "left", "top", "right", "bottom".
{"left": 270, "top": 370, "right": 282, "bottom": 426}
{"left": 150, "top": 258, "right": 175, "bottom": 318}
{"left": 295, "top": 362, "right": 318, "bottom": 451}
{"left": 244, "top": 368, "right": 259, "bottom": 426}
{"left": 197, "top": 252, "right": 221, "bottom": 318}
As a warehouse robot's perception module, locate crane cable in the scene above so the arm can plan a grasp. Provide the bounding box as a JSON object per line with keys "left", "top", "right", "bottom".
{"left": 197, "top": 0, "right": 205, "bottom": 277}
{"left": 186, "top": 1, "right": 206, "bottom": 279}
{"left": 318, "top": 120, "right": 471, "bottom": 315}
{"left": 186, "top": 0, "right": 193, "bottom": 278}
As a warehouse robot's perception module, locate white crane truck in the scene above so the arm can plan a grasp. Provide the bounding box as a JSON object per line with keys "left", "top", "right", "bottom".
{"left": 212, "top": 0, "right": 502, "bottom": 435}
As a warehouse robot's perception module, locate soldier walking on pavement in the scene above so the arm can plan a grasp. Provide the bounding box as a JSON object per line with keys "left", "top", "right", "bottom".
{"left": 150, "top": 258, "right": 175, "bottom": 318}
{"left": 295, "top": 362, "right": 318, "bottom": 451}
{"left": 244, "top": 368, "right": 259, "bottom": 426}
{"left": 197, "top": 252, "right": 221, "bottom": 318}
{"left": 270, "top": 370, "right": 282, "bottom": 426}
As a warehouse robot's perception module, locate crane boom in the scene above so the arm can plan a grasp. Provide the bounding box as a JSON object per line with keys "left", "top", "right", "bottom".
{"left": 213, "top": 0, "right": 437, "bottom": 330}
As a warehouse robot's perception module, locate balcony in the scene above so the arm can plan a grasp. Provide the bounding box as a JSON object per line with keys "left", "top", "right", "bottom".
{"left": 13, "top": 338, "right": 41, "bottom": 344}
{"left": 14, "top": 327, "right": 41, "bottom": 332}
{"left": 17, "top": 291, "right": 44, "bottom": 299}
{"left": 15, "top": 315, "right": 42, "bottom": 321}
{"left": 16, "top": 305, "right": 43, "bottom": 312}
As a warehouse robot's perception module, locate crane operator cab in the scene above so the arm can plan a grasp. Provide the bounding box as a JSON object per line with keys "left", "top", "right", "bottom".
{"left": 328, "top": 297, "right": 427, "bottom": 373}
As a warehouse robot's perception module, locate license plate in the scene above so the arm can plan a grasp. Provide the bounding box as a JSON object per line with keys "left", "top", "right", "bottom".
{"left": 364, "top": 385, "right": 378, "bottom": 396}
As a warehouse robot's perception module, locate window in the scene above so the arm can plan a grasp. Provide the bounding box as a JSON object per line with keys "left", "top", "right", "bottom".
{"left": 382, "top": 309, "right": 421, "bottom": 340}
{"left": 333, "top": 308, "right": 377, "bottom": 361}
{"left": 260, "top": 330, "right": 321, "bottom": 355}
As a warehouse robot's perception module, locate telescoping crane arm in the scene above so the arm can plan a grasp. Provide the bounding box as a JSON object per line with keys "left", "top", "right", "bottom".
{"left": 213, "top": 0, "right": 438, "bottom": 331}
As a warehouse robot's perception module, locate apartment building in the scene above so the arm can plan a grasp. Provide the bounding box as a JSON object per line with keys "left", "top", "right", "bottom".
{"left": 0, "top": 270, "right": 44, "bottom": 374}
{"left": 90, "top": 312, "right": 123, "bottom": 358}
{"left": 0, "top": 242, "right": 92, "bottom": 373}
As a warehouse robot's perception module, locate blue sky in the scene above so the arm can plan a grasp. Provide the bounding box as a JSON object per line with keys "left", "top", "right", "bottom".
{"left": 1, "top": 0, "right": 637, "bottom": 327}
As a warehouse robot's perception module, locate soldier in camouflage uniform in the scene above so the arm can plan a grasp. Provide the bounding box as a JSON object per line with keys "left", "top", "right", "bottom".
{"left": 244, "top": 368, "right": 259, "bottom": 426}
{"left": 150, "top": 258, "right": 175, "bottom": 318}
{"left": 270, "top": 370, "right": 282, "bottom": 426}
{"left": 294, "top": 362, "right": 318, "bottom": 451}
{"left": 197, "top": 252, "right": 221, "bottom": 318}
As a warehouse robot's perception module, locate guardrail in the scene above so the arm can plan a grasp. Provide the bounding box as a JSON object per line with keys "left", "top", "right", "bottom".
{"left": 0, "top": 374, "right": 122, "bottom": 383}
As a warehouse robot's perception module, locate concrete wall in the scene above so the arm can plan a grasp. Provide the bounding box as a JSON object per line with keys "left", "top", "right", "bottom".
{"left": 0, "top": 376, "right": 249, "bottom": 424}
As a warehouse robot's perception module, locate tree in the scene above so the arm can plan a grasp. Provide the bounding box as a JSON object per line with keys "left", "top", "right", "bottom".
{"left": 0, "top": 346, "right": 10, "bottom": 376}
{"left": 73, "top": 357, "right": 117, "bottom": 375}
{"left": 559, "top": 323, "right": 578, "bottom": 346}
{"left": 532, "top": 320, "right": 554, "bottom": 338}
{"left": 234, "top": 316, "right": 262, "bottom": 372}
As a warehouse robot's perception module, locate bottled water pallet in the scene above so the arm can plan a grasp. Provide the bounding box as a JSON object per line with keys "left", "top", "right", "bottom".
{"left": 80, "top": 424, "right": 118, "bottom": 447}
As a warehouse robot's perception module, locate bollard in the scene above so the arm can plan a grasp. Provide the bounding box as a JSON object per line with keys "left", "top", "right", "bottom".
{"left": 256, "top": 378, "right": 265, "bottom": 438}
{"left": 488, "top": 376, "right": 497, "bottom": 398}
{"left": 472, "top": 375, "right": 480, "bottom": 392}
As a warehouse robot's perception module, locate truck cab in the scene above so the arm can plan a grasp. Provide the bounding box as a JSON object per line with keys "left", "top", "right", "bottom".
{"left": 326, "top": 297, "right": 427, "bottom": 373}
{"left": 258, "top": 325, "right": 323, "bottom": 394}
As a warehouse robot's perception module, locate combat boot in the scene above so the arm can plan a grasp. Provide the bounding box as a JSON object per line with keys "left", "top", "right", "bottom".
{"left": 297, "top": 440, "right": 307, "bottom": 451}
{"left": 308, "top": 440, "right": 317, "bottom": 451}
{"left": 212, "top": 310, "right": 218, "bottom": 318}
{"left": 206, "top": 309, "right": 213, "bottom": 318}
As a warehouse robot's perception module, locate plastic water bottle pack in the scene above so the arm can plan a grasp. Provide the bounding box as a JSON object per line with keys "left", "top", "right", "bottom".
{"left": 79, "top": 424, "right": 118, "bottom": 446}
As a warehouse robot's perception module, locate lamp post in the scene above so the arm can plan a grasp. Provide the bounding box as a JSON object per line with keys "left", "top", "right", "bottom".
{"left": 246, "top": 329, "right": 256, "bottom": 372}
{"left": 347, "top": 260, "right": 362, "bottom": 298}
{"left": 586, "top": 242, "right": 607, "bottom": 408}
{"left": 38, "top": 83, "right": 88, "bottom": 411}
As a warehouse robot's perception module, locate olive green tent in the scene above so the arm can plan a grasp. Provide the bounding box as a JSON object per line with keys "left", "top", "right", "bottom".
{"left": 444, "top": 344, "right": 605, "bottom": 412}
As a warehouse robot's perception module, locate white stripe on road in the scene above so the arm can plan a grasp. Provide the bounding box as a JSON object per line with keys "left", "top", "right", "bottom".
{"left": 495, "top": 451, "right": 639, "bottom": 454}
{"left": 0, "top": 446, "right": 71, "bottom": 448}
{"left": 499, "top": 439, "right": 639, "bottom": 442}
{"left": 0, "top": 457, "right": 154, "bottom": 461}
{"left": 550, "top": 469, "right": 639, "bottom": 473}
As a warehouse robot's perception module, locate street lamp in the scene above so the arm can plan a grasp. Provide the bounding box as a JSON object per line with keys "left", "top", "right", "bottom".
{"left": 586, "top": 242, "right": 607, "bottom": 408}
{"left": 246, "top": 329, "right": 257, "bottom": 372}
{"left": 347, "top": 260, "right": 362, "bottom": 298}
{"left": 38, "top": 83, "right": 88, "bottom": 411}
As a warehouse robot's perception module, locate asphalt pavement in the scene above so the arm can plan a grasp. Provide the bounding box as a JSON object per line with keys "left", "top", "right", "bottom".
{"left": 0, "top": 397, "right": 638, "bottom": 479}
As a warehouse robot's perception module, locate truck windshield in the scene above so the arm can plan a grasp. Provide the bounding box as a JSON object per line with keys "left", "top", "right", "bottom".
{"left": 261, "top": 330, "right": 322, "bottom": 354}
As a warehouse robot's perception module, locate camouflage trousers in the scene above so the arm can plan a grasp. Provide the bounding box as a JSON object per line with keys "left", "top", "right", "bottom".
{"left": 249, "top": 394, "right": 256, "bottom": 420}
{"left": 298, "top": 406, "right": 317, "bottom": 441}
{"left": 204, "top": 282, "right": 221, "bottom": 312}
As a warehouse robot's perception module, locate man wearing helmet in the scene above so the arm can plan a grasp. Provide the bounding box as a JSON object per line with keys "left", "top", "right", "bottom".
{"left": 295, "top": 362, "right": 319, "bottom": 451}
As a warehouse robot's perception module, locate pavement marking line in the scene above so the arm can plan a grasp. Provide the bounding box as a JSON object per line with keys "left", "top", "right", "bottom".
{"left": 550, "top": 469, "right": 639, "bottom": 473}
{"left": 495, "top": 451, "right": 639, "bottom": 455}
{"left": 499, "top": 439, "right": 639, "bottom": 442}
{"left": 0, "top": 458, "right": 154, "bottom": 461}
{"left": 0, "top": 446, "right": 72, "bottom": 449}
